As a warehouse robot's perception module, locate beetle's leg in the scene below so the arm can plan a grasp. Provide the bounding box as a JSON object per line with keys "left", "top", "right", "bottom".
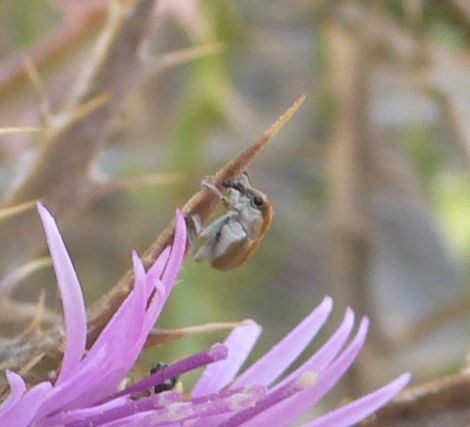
{"left": 193, "top": 240, "right": 214, "bottom": 262}
{"left": 201, "top": 176, "right": 233, "bottom": 209}
{"left": 192, "top": 214, "right": 232, "bottom": 262}
{"left": 201, "top": 176, "right": 224, "bottom": 198}
{"left": 187, "top": 214, "right": 202, "bottom": 235}
{"left": 185, "top": 214, "right": 202, "bottom": 254}
{"left": 198, "top": 213, "right": 232, "bottom": 239}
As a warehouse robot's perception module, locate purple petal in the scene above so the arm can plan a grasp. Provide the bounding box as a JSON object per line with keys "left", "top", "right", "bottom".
{"left": 126, "top": 214, "right": 188, "bottom": 361}
{"left": 123, "top": 252, "right": 147, "bottom": 346}
{"left": 108, "top": 343, "right": 229, "bottom": 401}
{"left": 236, "top": 318, "right": 369, "bottom": 427}
{"left": 85, "top": 210, "right": 185, "bottom": 370}
{"left": 100, "top": 412, "right": 151, "bottom": 427}
{"left": 44, "top": 396, "right": 129, "bottom": 425}
{"left": 65, "top": 391, "right": 183, "bottom": 427}
{"left": 35, "top": 345, "right": 109, "bottom": 417}
{"left": 234, "top": 296, "right": 333, "bottom": 388}
{"left": 220, "top": 372, "right": 318, "bottom": 427}
{"left": 86, "top": 285, "right": 143, "bottom": 364}
{"left": 37, "top": 203, "right": 87, "bottom": 384}
{"left": 112, "top": 211, "right": 187, "bottom": 370}
{"left": 146, "top": 246, "right": 171, "bottom": 293}
{"left": 64, "top": 364, "right": 131, "bottom": 410}
{"left": 0, "top": 381, "right": 52, "bottom": 427}
{"left": 192, "top": 320, "right": 262, "bottom": 397}
{"left": 81, "top": 243, "right": 182, "bottom": 407}
{"left": 142, "top": 286, "right": 166, "bottom": 331}
{"left": 92, "top": 253, "right": 147, "bottom": 365}
{"left": 83, "top": 253, "right": 149, "bottom": 393}
{"left": 302, "top": 373, "right": 411, "bottom": 427}
{"left": 137, "top": 385, "right": 266, "bottom": 427}
{"left": 124, "top": 275, "right": 173, "bottom": 371}
{"left": 273, "top": 307, "right": 355, "bottom": 391}
{"left": 136, "top": 268, "right": 175, "bottom": 350}
{"left": 301, "top": 317, "right": 370, "bottom": 405}
{"left": 160, "top": 210, "right": 187, "bottom": 291}
{"left": 0, "top": 371, "right": 26, "bottom": 416}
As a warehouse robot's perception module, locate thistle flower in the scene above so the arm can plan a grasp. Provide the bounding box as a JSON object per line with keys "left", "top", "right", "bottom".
{"left": 186, "top": 298, "right": 410, "bottom": 427}
{"left": 0, "top": 204, "right": 410, "bottom": 427}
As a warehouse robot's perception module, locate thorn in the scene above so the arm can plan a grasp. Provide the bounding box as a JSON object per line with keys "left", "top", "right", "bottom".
{"left": 145, "top": 321, "right": 246, "bottom": 347}
{"left": 144, "top": 42, "right": 225, "bottom": 79}
{"left": 64, "top": 92, "right": 111, "bottom": 128}
{"left": 24, "top": 57, "right": 53, "bottom": 128}
{"left": 19, "top": 352, "right": 46, "bottom": 377}
{"left": 0, "top": 200, "right": 41, "bottom": 222}
{"left": 0, "top": 127, "right": 42, "bottom": 136}
{"left": 16, "top": 291, "right": 48, "bottom": 339}
{"left": 0, "top": 257, "right": 52, "bottom": 297}
{"left": 265, "top": 94, "right": 306, "bottom": 139}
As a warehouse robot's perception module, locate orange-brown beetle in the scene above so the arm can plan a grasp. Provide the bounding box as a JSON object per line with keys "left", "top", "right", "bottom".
{"left": 191, "top": 172, "right": 273, "bottom": 271}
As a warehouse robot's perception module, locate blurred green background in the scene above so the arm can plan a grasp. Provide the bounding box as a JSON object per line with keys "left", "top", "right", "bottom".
{"left": 1, "top": 0, "right": 470, "bottom": 404}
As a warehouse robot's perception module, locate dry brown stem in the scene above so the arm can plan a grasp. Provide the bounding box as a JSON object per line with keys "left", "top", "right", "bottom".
{"left": 146, "top": 321, "right": 246, "bottom": 347}
{"left": 326, "top": 23, "right": 370, "bottom": 311}
{"left": 325, "top": 20, "right": 376, "bottom": 393}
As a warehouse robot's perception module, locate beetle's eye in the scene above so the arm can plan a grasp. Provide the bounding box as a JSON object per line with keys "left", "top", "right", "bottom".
{"left": 252, "top": 196, "right": 264, "bottom": 208}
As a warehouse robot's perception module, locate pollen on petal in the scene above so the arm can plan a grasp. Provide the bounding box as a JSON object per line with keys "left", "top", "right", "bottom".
{"left": 296, "top": 371, "right": 319, "bottom": 390}
{"left": 167, "top": 402, "right": 193, "bottom": 421}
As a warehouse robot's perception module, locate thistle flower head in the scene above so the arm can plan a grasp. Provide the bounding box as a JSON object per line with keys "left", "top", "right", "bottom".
{"left": 0, "top": 204, "right": 410, "bottom": 427}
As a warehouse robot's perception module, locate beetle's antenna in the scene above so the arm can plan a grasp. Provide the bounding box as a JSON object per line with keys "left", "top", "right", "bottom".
{"left": 242, "top": 171, "right": 252, "bottom": 184}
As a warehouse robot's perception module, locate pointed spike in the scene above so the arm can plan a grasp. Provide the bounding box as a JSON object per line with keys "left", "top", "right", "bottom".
{"left": 0, "top": 127, "right": 42, "bottom": 136}
{"left": 265, "top": 95, "right": 306, "bottom": 139}
{"left": 0, "top": 200, "right": 40, "bottom": 221}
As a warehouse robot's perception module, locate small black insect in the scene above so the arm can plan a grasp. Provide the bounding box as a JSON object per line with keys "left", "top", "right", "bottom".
{"left": 150, "top": 362, "right": 179, "bottom": 394}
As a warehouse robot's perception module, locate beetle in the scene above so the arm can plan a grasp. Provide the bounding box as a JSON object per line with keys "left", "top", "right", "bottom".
{"left": 190, "top": 172, "right": 273, "bottom": 271}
